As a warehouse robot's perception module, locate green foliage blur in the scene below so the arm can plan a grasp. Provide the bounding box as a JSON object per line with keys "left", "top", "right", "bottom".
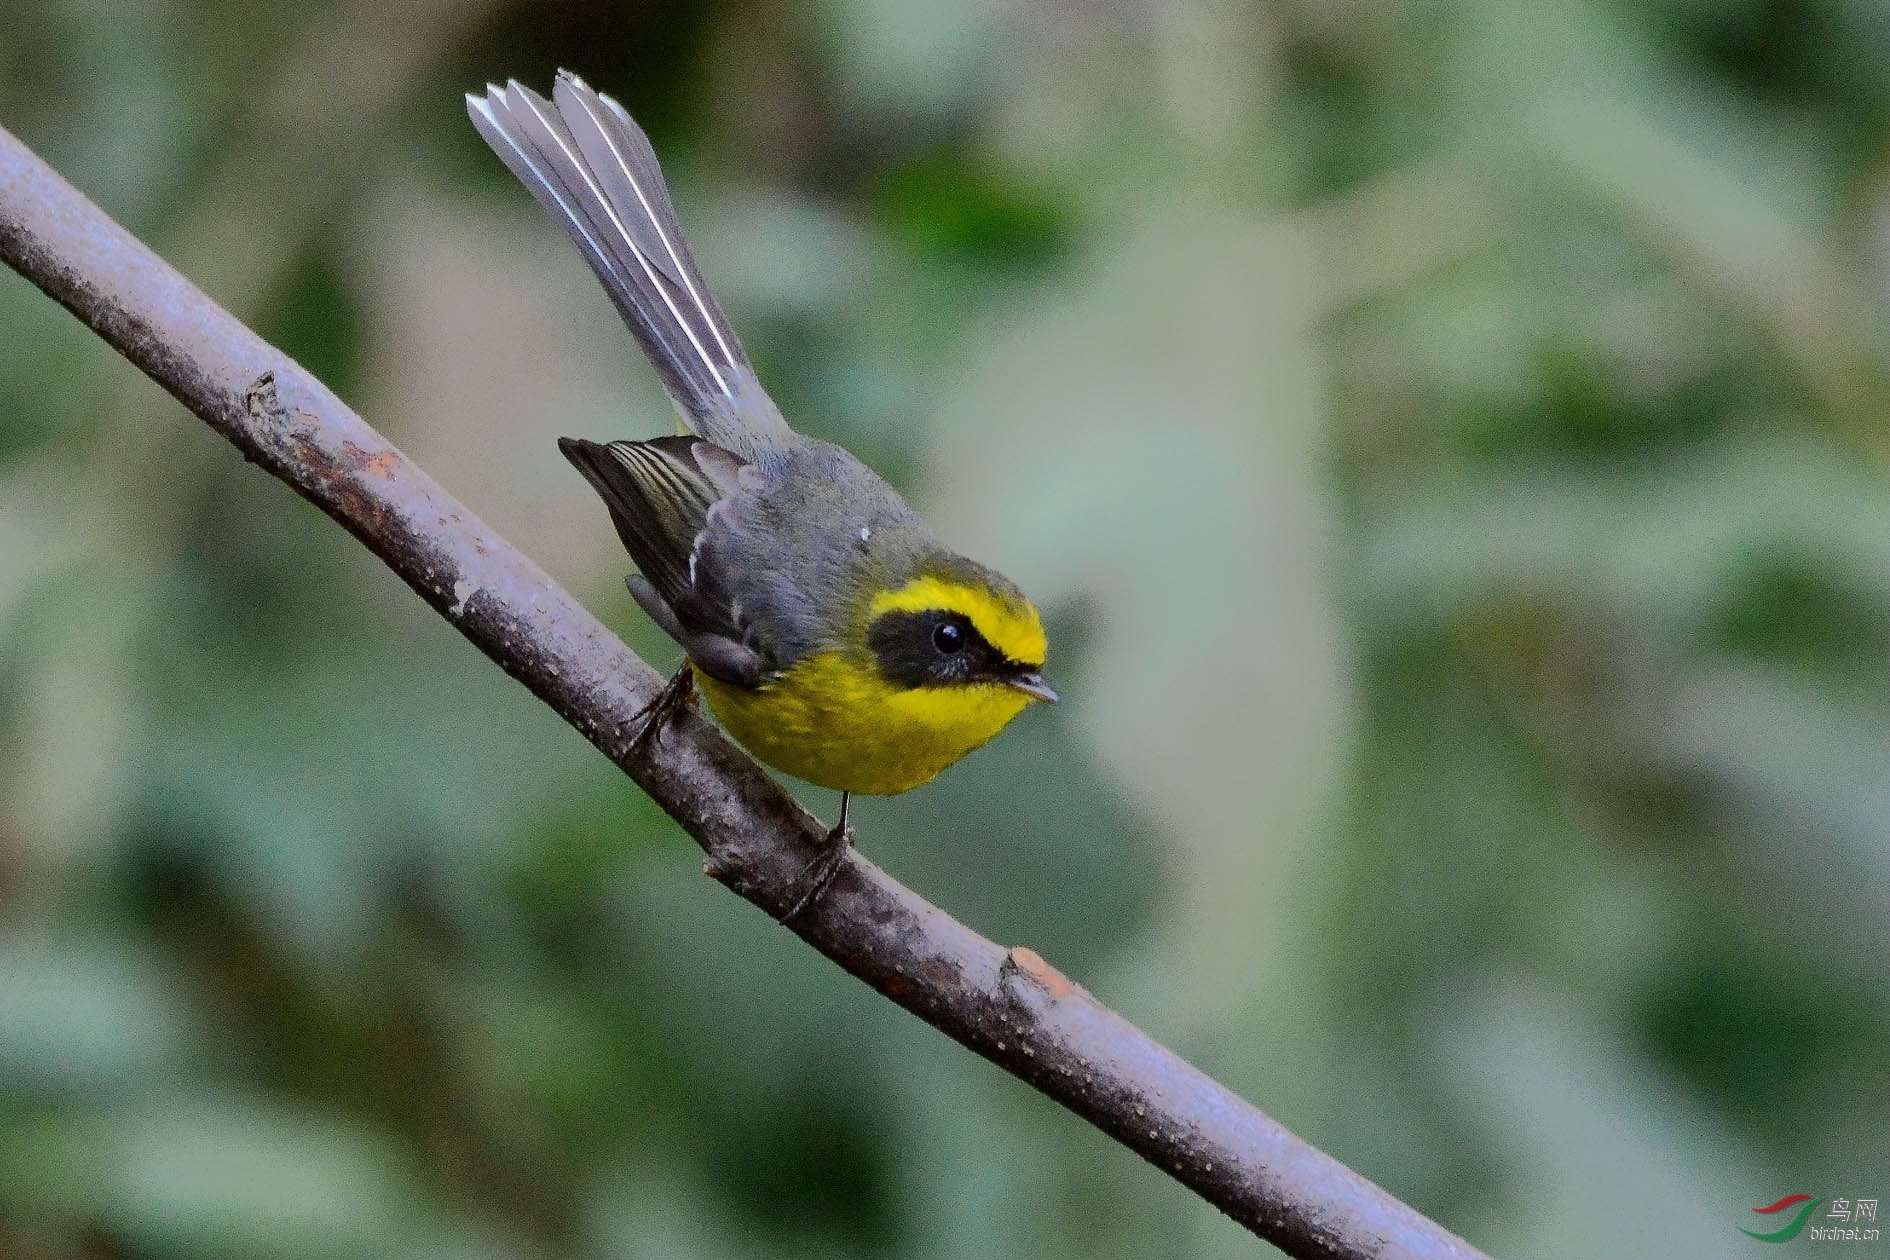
{"left": 2, "top": 0, "right": 1886, "bottom": 1256}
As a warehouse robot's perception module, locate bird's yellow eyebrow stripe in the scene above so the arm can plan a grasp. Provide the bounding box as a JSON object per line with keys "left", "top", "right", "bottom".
{"left": 870, "top": 574, "right": 1047, "bottom": 667}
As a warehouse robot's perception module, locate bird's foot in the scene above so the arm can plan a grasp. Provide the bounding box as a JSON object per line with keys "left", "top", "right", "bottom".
{"left": 783, "top": 794, "right": 854, "bottom": 922}
{"left": 626, "top": 664, "right": 696, "bottom": 757}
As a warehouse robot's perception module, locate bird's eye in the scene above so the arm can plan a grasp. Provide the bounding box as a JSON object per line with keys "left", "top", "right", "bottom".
{"left": 932, "top": 621, "right": 965, "bottom": 654}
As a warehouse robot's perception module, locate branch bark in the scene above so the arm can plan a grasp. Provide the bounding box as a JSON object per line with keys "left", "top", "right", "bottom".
{"left": 0, "top": 123, "right": 1491, "bottom": 1260}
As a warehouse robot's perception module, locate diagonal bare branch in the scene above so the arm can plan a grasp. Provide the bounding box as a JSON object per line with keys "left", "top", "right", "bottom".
{"left": 0, "top": 122, "right": 1491, "bottom": 1260}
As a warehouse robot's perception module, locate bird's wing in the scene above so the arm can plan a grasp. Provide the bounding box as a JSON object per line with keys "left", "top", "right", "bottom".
{"left": 469, "top": 73, "right": 792, "bottom": 465}
{"left": 558, "top": 436, "right": 769, "bottom": 687}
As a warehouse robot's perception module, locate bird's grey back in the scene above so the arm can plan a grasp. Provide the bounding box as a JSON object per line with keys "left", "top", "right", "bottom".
{"left": 705, "top": 437, "right": 949, "bottom": 665}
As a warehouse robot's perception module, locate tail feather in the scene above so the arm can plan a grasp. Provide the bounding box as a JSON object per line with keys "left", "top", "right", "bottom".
{"left": 552, "top": 78, "right": 740, "bottom": 371}
{"left": 468, "top": 73, "right": 789, "bottom": 460}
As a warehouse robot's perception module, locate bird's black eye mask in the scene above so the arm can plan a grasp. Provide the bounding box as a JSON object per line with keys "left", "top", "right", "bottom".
{"left": 867, "top": 609, "right": 1028, "bottom": 689}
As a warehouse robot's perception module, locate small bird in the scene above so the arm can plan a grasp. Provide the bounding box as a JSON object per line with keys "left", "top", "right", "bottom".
{"left": 468, "top": 73, "right": 1056, "bottom": 913}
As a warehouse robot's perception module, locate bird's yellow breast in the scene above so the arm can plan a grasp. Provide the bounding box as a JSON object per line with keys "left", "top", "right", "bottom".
{"left": 694, "top": 653, "right": 1031, "bottom": 796}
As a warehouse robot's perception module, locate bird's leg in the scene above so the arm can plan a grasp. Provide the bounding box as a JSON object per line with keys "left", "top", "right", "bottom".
{"left": 783, "top": 791, "right": 854, "bottom": 922}
{"left": 625, "top": 663, "right": 696, "bottom": 757}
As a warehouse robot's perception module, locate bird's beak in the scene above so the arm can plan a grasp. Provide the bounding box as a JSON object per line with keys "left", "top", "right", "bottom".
{"left": 1006, "top": 671, "right": 1059, "bottom": 704}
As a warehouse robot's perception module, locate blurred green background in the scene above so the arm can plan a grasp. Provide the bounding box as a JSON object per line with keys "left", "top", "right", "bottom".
{"left": 2, "top": 0, "right": 1886, "bottom": 1256}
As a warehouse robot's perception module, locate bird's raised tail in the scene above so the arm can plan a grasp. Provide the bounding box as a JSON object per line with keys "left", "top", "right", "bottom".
{"left": 467, "top": 72, "right": 790, "bottom": 462}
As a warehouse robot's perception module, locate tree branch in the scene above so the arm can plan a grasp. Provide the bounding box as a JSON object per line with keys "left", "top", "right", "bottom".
{"left": 0, "top": 123, "right": 1490, "bottom": 1260}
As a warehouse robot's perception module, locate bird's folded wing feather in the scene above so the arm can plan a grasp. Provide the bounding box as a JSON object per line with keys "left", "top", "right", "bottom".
{"left": 558, "top": 436, "right": 767, "bottom": 684}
